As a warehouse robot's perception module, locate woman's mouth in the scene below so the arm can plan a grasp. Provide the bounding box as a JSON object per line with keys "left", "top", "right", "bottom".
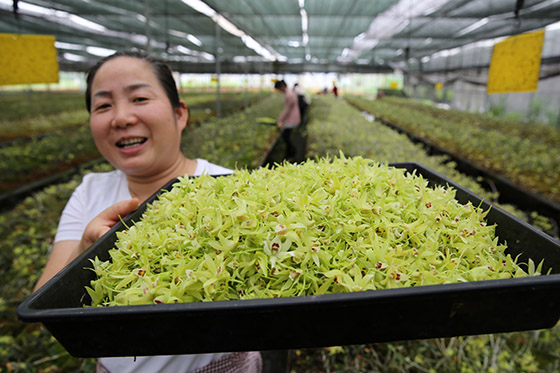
{"left": 116, "top": 137, "right": 147, "bottom": 149}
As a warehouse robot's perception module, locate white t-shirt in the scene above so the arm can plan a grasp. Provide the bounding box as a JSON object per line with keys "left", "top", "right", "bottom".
{"left": 54, "top": 158, "right": 233, "bottom": 373}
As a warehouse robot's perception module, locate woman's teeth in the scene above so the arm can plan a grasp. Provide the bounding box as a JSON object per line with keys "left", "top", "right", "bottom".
{"left": 117, "top": 138, "right": 147, "bottom": 148}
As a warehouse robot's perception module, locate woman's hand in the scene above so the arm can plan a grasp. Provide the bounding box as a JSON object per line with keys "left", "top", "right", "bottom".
{"left": 79, "top": 198, "right": 139, "bottom": 252}
{"left": 277, "top": 120, "right": 284, "bottom": 129}
{"left": 33, "top": 198, "right": 139, "bottom": 292}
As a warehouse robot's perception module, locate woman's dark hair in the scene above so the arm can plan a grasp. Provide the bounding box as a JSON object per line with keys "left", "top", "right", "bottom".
{"left": 85, "top": 50, "right": 181, "bottom": 113}
{"left": 274, "top": 80, "right": 287, "bottom": 90}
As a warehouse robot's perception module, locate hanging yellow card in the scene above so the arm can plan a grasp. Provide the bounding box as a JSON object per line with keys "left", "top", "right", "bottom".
{"left": 0, "top": 34, "right": 59, "bottom": 86}
{"left": 487, "top": 30, "right": 544, "bottom": 94}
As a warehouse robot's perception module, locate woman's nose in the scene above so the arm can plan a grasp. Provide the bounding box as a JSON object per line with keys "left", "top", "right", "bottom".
{"left": 111, "top": 103, "right": 136, "bottom": 128}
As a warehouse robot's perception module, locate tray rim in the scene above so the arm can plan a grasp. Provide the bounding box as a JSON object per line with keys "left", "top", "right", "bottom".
{"left": 19, "top": 273, "right": 560, "bottom": 322}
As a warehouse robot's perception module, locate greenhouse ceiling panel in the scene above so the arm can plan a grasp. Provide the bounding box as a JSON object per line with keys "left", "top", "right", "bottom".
{"left": 1, "top": 0, "right": 559, "bottom": 74}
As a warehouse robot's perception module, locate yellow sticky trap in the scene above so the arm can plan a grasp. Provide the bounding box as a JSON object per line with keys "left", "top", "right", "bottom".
{"left": 390, "top": 81, "right": 398, "bottom": 89}
{"left": 487, "top": 30, "right": 544, "bottom": 94}
{"left": 211, "top": 76, "right": 219, "bottom": 83}
{"left": 435, "top": 82, "right": 443, "bottom": 91}
{"left": 0, "top": 34, "right": 59, "bottom": 86}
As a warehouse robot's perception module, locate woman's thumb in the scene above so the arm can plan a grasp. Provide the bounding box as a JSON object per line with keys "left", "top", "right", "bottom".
{"left": 112, "top": 198, "right": 140, "bottom": 221}
{"left": 100, "top": 198, "right": 140, "bottom": 225}
{"left": 80, "top": 199, "right": 140, "bottom": 252}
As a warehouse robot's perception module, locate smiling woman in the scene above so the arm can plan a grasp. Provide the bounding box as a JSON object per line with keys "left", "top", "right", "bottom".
{"left": 32, "top": 51, "right": 260, "bottom": 373}
{"left": 87, "top": 55, "right": 192, "bottom": 186}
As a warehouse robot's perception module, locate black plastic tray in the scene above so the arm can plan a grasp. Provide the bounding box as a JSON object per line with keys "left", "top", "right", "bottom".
{"left": 17, "top": 163, "right": 560, "bottom": 358}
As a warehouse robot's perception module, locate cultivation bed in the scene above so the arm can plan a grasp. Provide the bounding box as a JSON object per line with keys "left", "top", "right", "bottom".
{"left": 17, "top": 163, "right": 560, "bottom": 358}
{"left": 0, "top": 158, "right": 106, "bottom": 212}
{"left": 373, "top": 115, "right": 560, "bottom": 227}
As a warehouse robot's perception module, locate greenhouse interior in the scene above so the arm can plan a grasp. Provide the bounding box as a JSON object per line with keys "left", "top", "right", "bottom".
{"left": 1, "top": 0, "right": 560, "bottom": 371}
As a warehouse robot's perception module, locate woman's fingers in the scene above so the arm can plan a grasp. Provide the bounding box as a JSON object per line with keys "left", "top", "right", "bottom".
{"left": 80, "top": 198, "right": 139, "bottom": 252}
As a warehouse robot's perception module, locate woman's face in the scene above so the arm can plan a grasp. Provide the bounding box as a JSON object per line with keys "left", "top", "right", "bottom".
{"left": 89, "top": 56, "right": 187, "bottom": 177}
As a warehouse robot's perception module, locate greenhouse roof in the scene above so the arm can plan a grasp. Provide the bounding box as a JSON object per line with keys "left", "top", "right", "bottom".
{"left": 1, "top": 0, "right": 560, "bottom": 74}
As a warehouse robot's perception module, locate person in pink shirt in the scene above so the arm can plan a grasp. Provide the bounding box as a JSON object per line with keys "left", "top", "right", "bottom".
{"left": 274, "top": 80, "right": 301, "bottom": 161}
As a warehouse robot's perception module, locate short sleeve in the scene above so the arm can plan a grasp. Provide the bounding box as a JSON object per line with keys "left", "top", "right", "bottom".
{"left": 194, "top": 159, "right": 234, "bottom": 176}
{"left": 54, "top": 181, "right": 89, "bottom": 242}
{"left": 53, "top": 170, "right": 131, "bottom": 243}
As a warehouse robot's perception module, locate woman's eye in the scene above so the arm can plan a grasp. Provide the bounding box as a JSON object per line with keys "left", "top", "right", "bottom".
{"left": 95, "top": 103, "right": 111, "bottom": 111}
{"left": 134, "top": 97, "right": 148, "bottom": 103}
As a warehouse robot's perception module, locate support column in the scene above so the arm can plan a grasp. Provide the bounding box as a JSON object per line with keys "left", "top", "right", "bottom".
{"left": 244, "top": 62, "right": 249, "bottom": 109}
{"left": 144, "top": 0, "right": 152, "bottom": 54}
{"left": 215, "top": 22, "right": 222, "bottom": 118}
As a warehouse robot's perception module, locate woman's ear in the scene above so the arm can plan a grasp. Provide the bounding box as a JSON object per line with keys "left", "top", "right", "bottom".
{"left": 175, "top": 100, "right": 189, "bottom": 131}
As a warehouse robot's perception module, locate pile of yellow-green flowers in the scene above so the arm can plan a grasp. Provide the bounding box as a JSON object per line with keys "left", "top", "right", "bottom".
{"left": 87, "top": 155, "right": 532, "bottom": 307}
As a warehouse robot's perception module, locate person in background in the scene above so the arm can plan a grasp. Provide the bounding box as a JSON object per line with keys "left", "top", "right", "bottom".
{"left": 293, "top": 83, "right": 309, "bottom": 123}
{"left": 332, "top": 83, "right": 338, "bottom": 97}
{"left": 274, "top": 80, "right": 301, "bottom": 161}
{"left": 33, "top": 50, "right": 262, "bottom": 373}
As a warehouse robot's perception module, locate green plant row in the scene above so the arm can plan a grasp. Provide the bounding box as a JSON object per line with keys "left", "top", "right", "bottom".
{"left": 0, "top": 95, "right": 283, "bottom": 371}
{"left": 0, "top": 111, "right": 90, "bottom": 142}
{"left": 181, "top": 94, "right": 283, "bottom": 169}
{"left": 0, "top": 91, "right": 86, "bottom": 121}
{"left": 185, "top": 91, "right": 270, "bottom": 128}
{"left": 381, "top": 96, "right": 560, "bottom": 148}
{"left": 0, "top": 93, "right": 272, "bottom": 194}
{"left": 345, "top": 95, "right": 560, "bottom": 204}
{"left": 184, "top": 90, "right": 267, "bottom": 108}
{"left": 0, "top": 126, "right": 102, "bottom": 194}
{"left": 293, "top": 94, "right": 560, "bottom": 373}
